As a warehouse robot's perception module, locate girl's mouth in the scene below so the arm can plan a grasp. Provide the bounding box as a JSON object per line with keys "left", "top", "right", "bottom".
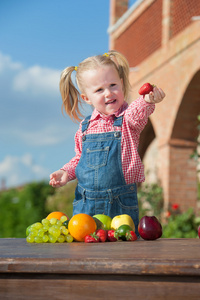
{"left": 105, "top": 99, "right": 116, "bottom": 105}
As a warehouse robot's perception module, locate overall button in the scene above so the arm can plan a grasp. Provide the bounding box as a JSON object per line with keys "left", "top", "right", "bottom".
{"left": 130, "top": 185, "right": 134, "bottom": 190}
{"left": 82, "top": 136, "right": 86, "bottom": 141}
{"left": 114, "top": 132, "right": 120, "bottom": 138}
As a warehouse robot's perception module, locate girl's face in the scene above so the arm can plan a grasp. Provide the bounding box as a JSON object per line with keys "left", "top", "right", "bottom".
{"left": 81, "top": 65, "right": 125, "bottom": 116}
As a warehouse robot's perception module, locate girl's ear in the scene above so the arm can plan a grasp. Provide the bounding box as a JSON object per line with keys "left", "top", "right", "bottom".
{"left": 81, "top": 93, "right": 92, "bottom": 105}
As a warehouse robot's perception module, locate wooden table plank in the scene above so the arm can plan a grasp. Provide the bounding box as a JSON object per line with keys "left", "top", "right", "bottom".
{"left": 0, "top": 238, "right": 200, "bottom": 276}
{"left": 1, "top": 276, "right": 200, "bottom": 300}
{"left": 1, "top": 238, "right": 200, "bottom": 299}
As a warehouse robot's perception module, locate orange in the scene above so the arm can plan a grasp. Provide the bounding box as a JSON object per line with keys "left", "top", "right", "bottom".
{"left": 68, "top": 213, "right": 97, "bottom": 242}
{"left": 46, "top": 211, "right": 68, "bottom": 220}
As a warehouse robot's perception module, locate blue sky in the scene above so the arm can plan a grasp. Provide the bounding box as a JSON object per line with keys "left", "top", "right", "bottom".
{"left": 0, "top": 0, "right": 135, "bottom": 189}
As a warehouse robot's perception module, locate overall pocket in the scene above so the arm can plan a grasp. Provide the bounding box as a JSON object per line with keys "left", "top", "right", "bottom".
{"left": 115, "top": 192, "right": 138, "bottom": 210}
{"left": 86, "top": 146, "right": 109, "bottom": 169}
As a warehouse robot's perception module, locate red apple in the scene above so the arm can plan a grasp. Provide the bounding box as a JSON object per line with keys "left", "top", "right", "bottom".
{"left": 198, "top": 226, "right": 200, "bottom": 238}
{"left": 138, "top": 216, "right": 162, "bottom": 240}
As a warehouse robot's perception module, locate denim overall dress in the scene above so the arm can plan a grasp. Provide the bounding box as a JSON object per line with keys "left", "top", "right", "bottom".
{"left": 73, "top": 115, "right": 139, "bottom": 237}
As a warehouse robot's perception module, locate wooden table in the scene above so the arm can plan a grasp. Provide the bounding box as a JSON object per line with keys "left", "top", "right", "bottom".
{"left": 0, "top": 238, "right": 200, "bottom": 299}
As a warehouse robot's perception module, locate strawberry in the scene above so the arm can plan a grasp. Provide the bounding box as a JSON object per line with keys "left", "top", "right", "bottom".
{"left": 84, "top": 232, "right": 100, "bottom": 243}
{"left": 96, "top": 229, "right": 107, "bottom": 242}
{"left": 138, "top": 83, "right": 154, "bottom": 95}
{"left": 107, "top": 230, "right": 118, "bottom": 242}
{"left": 125, "top": 230, "right": 137, "bottom": 241}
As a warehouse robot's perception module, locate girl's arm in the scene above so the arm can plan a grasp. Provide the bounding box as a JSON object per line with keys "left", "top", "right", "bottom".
{"left": 126, "top": 86, "right": 165, "bottom": 133}
{"left": 49, "top": 124, "right": 83, "bottom": 187}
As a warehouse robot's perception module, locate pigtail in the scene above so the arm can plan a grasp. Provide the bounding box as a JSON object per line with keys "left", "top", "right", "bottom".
{"left": 59, "top": 66, "right": 83, "bottom": 122}
{"left": 107, "top": 50, "right": 131, "bottom": 100}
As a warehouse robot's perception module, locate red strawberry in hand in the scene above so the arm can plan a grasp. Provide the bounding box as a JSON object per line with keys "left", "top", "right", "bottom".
{"left": 138, "top": 83, "right": 154, "bottom": 95}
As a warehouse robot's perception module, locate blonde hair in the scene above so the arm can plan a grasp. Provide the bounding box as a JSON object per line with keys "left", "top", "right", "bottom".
{"left": 60, "top": 50, "right": 131, "bottom": 122}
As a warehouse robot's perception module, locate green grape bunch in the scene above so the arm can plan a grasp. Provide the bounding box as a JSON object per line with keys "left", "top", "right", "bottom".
{"left": 26, "top": 215, "right": 73, "bottom": 243}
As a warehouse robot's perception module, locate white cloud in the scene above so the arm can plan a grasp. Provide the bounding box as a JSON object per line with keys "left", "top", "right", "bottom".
{"left": 13, "top": 65, "right": 60, "bottom": 96}
{"left": 21, "top": 153, "right": 34, "bottom": 167}
{"left": 4, "top": 123, "right": 78, "bottom": 146}
{"left": 0, "top": 51, "right": 60, "bottom": 97}
{"left": 0, "top": 154, "right": 49, "bottom": 188}
{"left": 0, "top": 52, "right": 22, "bottom": 73}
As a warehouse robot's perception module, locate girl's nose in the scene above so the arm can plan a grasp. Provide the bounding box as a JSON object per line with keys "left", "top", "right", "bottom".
{"left": 105, "top": 88, "right": 111, "bottom": 97}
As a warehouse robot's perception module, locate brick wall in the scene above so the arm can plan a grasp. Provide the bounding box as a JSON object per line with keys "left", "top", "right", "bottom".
{"left": 115, "top": 0, "right": 162, "bottom": 66}
{"left": 169, "top": 145, "right": 197, "bottom": 211}
{"left": 109, "top": 0, "right": 200, "bottom": 213}
{"left": 170, "top": 0, "right": 200, "bottom": 38}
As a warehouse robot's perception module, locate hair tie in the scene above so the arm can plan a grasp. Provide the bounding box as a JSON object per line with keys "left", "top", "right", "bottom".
{"left": 74, "top": 66, "right": 78, "bottom": 71}
{"left": 103, "top": 52, "right": 109, "bottom": 57}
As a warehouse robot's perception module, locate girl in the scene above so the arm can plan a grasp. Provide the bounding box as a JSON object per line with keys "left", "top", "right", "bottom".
{"left": 49, "top": 50, "right": 165, "bottom": 237}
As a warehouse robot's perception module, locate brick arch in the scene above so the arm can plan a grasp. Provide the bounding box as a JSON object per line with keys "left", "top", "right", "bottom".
{"left": 138, "top": 119, "right": 155, "bottom": 161}
{"left": 167, "top": 70, "right": 200, "bottom": 212}
{"left": 171, "top": 70, "right": 200, "bottom": 142}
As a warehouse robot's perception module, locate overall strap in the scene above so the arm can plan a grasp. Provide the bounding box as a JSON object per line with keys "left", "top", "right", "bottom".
{"left": 81, "top": 114, "right": 124, "bottom": 133}
{"left": 81, "top": 115, "right": 91, "bottom": 133}
{"left": 113, "top": 115, "right": 124, "bottom": 127}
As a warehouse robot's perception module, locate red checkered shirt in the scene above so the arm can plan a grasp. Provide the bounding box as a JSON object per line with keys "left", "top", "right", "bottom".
{"left": 62, "top": 97, "right": 155, "bottom": 184}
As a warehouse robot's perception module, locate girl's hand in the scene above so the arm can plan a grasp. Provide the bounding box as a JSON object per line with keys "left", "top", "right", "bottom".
{"left": 49, "top": 170, "right": 69, "bottom": 187}
{"left": 144, "top": 87, "right": 165, "bottom": 104}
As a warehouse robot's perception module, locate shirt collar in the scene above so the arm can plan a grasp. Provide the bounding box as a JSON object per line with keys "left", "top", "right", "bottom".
{"left": 90, "top": 101, "right": 128, "bottom": 121}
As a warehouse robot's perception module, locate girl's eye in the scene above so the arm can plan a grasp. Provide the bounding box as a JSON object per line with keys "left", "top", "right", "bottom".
{"left": 110, "top": 83, "right": 116, "bottom": 87}
{"left": 96, "top": 88, "right": 103, "bottom": 93}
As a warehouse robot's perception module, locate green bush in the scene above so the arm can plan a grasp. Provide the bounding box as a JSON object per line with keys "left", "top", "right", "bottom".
{"left": 138, "top": 183, "right": 163, "bottom": 220}
{"left": 0, "top": 181, "right": 55, "bottom": 238}
{"left": 191, "top": 114, "right": 200, "bottom": 200}
{"left": 45, "top": 180, "right": 77, "bottom": 219}
{"left": 162, "top": 208, "right": 200, "bottom": 238}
